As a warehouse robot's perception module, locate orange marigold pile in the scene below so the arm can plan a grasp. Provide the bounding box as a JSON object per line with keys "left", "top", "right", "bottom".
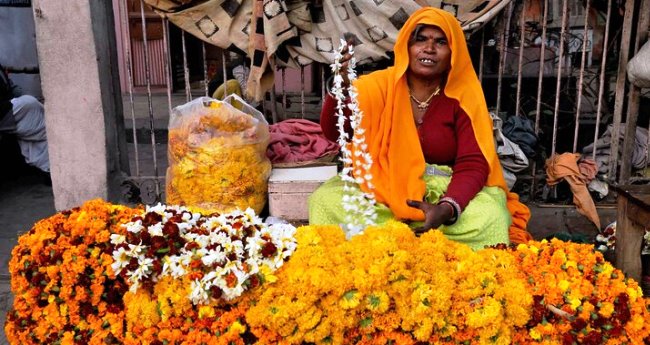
{"left": 5, "top": 199, "right": 139, "bottom": 345}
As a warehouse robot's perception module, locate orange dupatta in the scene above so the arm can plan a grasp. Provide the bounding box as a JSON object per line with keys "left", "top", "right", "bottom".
{"left": 353, "top": 7, "right": 532, "bottom": 244}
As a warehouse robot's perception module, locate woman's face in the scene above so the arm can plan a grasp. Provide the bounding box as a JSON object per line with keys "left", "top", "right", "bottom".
{"left": 407, "top": 25, "right": 451, "bottom": 81}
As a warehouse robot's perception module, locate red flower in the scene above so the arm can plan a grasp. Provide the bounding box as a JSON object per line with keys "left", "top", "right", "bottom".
{"left": 561, "top": 332, "right": 575, "bottom": 345}
{"left": 582, "top": 330, "right": 603, "bottom": 345}
{"left": 261, "top": 242, "right": 277, "bottom": 258}
{"left": 613, "top": 293, "right": 631, "bottom": 323}
{"left": 570, "top": 317, "right": 587, "bottom": 332}
{"left": 162, "top": 221, "right": 180, "bottom": 238}
{"left": 143, "top": 211, "right": 162, "bottom": 226}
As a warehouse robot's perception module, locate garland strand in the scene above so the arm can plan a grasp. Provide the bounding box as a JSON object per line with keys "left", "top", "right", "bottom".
{"left": 331, "top": 40, "right": 377, "bottom": 238}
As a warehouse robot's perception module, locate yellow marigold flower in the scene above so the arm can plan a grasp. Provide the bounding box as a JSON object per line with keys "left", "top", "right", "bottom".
{"left": 198, "top": 305, "right": 215, "bottom": 319}
{"left": 260, "top": 265, "right": 278, "bottom": 284}
{"left": 366, "top": 291, "right": 390, "bottom": 314}
{"left": 558, "top": 279, "right": 570, "bottom": 292}
{"left": 627, "top": 286, "right": 642, "bottom": 301}
{"left": 600, "top": 262, "right": 614, "bottom": 277}
{"left": 339, "top": 289, "right": 361, "bottom": 309}
{"left": 599, "top": 301, "right": 614, "bottom": 318}
{"left": 567, "top": 295, "right": 582, "bottom": 311}
{"left": 565, "top": 260, "right": 578, "bottom": 269}
{"left": 230, "top": 320, "right": 247, "bottom": 334}
{"left": 412, "top": 318, "right": 434, "bottom": 341}
{"left": 529, "top": 327, "right": 542, "bottom": 340}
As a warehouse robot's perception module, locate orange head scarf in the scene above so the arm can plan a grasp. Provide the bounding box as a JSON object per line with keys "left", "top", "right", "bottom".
{"left": 353, "top": 7, "right": 532, "bottom": 243}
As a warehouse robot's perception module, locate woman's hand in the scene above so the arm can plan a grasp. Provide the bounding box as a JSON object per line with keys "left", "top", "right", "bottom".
{"left": 406, "top": 199, "right": 454, "bottom": 235}
{"left": 338, "top": 40, "right": 355, "bottom": 87}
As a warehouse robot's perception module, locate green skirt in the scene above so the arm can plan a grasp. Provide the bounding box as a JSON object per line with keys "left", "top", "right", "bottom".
{"left": 308, "top": 165, "right": 511, "bottom": 251}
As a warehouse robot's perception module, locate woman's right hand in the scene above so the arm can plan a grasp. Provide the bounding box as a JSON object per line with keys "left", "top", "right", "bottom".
{"left": 338, "top": 41, "right": 355, "bottom": 87}
{"left": 406, "top": 199, "right": 454, "bottom": 235}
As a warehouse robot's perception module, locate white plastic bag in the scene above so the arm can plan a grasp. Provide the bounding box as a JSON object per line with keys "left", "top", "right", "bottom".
{"left": 166, "top": 95, "right": 271, "bottom": 214}
{"left": 628, "top": 40, "right": 650, "bottom": 88}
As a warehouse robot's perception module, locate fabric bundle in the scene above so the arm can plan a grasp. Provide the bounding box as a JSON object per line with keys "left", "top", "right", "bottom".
{"left": 582, "top": 124, "right": 649, "bottom": 175}
{"left": 545, "top": 153, "right": 601, "bottom": 229}
{"left": 266, "top": 119, "right": 339, "bottom": 164}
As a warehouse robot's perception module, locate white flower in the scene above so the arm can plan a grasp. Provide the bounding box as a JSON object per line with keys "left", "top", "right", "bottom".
{"left": 201, "top": 247, "right": 226, "bottom": 266}
{"left": 146, "top": 203, "right": 166, "bottom": 215}
{"left": 147, "top": 222, "right": 164, "bottom": 237}
{"left": 161, "top": 255, "right": 186, "bottom": 278}
{"left": 111, "top": 247, "right": 130, "bottom": 274}
{"left": 127, "top": 242, "right": 145, "bottom": 256}
{"left": 189, "top": 279, "right": 210, "bottom": 305}
{"left": 125, "top": 219, "right": 143, "bottom": 233}
{"left": 110, "top": 233, "right": 126, "bottom": 245}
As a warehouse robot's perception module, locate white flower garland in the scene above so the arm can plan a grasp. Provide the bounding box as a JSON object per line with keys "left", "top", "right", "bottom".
{"left": 331, "top": 40, "right": 377, "bottom": 238}
{"left": 110, "top": 203, "right": 297, "bottom": 305}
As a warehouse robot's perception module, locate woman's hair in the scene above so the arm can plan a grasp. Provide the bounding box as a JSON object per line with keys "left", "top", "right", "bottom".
{"left": 408, "top": 24, "right": 446, "bottom": 46}
{"left": 408, "top": 24, "right": 425, "bottom": 45}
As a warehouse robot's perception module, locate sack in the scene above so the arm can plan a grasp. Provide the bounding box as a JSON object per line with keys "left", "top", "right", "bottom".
{"left": 628, "top": 40, "right": 650, "bottom": 88}
{"left": 166, "top": 95, "right": 271, "bottom": 214}
{"left": 502, "top": 116, "right": 538, "bottom": 158}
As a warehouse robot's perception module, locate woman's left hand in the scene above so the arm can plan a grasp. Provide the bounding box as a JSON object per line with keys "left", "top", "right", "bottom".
{"left": 406, "top": 199, "right": 454, "bottom": 235}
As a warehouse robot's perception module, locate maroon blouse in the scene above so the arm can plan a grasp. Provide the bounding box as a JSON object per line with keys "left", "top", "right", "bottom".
{"left": 320, "top": 93, "right": 489, "bottom": 211}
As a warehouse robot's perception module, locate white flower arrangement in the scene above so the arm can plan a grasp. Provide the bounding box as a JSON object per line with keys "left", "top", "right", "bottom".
{"left": 110, "top": 204, "right": 297, "bottom": 304}
{"left": 331, "top": 39, "right": 378, "bottom": 238}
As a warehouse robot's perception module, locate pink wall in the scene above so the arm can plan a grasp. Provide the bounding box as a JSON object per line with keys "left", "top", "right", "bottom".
{"left": 275, "top": 64, "right": 314, "bottom": 93}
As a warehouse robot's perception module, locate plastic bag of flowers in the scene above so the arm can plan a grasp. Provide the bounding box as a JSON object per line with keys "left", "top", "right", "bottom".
{"left": 166, "top": 95, "right": 271, "bottom": 214}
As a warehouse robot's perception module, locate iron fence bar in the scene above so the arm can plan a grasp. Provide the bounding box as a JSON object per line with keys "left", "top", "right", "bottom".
{"left": 321, "top": 63, "right": 326, "bottom": 99}
{"left": 592, "top": 0, "right": 612, "bottom": 162}
{"left": 221, "top": 50, "right": 228, "bottom": 97}
{"left": 531, "top": 0, "right": 550, "bottom": 198}
{"left": 202, "top": 41, "right": 208, "bottom": 97}
{"left": 262, "top": 92, "right": 267, "bottom": 119}
{"left": 139, "top": 0, "right": 160, "bottom": 195}
{"left": 281, "top": 67, "right": 287, "bottom": 114}
{"left": 515, "top": 0, "right": 526, "bottom": 117}
{"left": 550, "top": 0, "right": 569, "bottom": 156}
{"left": 479, "top": 29, "right": 485, "bottom": 83}
{"left": 162, "top": 18, "right": 173, "bottom": 114}
{"left": 181, "top": 31, "right": 191, "bottom": 102}
{"left": 300, "top": 65, "right": 306, "bottom": 119}
{"left": 270, "top": 84, "right": 279, "bottom": 124}
{"left": 496, "top": 2, "right": 514, "bottom": 118}
{"left": 534, "top": 0, "right": 549, "bottom": 133}
{"left": 609, "top": 0, "right": 636, "bottom": 183}
{"left": 120, "top": 0, "right": 140, "bottom": 177}
{"left": 620, "top": 0, "right": 650, "bottom": 183}
{"left": 573, "top": 0, "right": 591, "bottom": 152}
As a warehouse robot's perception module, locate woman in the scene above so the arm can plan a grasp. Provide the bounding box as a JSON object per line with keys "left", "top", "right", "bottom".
{"left": 309, "top": 7, "right": 532, "bottom": 250}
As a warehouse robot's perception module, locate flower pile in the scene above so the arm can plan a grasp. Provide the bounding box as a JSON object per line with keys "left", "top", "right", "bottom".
{"left": 166, "top": 99, "right": 271, "bottom": 214}
{"left": 512, "top": 239, "right": 650, "bottom": 344}
{"left": 110, "top": 203, "right": 297, "bottom": 303}
{"left": 6, "top": 202, "right": 650, "bottom": 344}
{"left": 331, "top": 40, "right": 377, "bottom": 237}
{"left": 5, "top": 199, "right": 139, "bottom": 344}
{"left": 246, "top": 222, "right": 533, "bottom": 344}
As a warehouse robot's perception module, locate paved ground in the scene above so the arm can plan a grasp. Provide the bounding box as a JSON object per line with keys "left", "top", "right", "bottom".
{"left": 0, "top": 92, "right": 618, "bottom": 344}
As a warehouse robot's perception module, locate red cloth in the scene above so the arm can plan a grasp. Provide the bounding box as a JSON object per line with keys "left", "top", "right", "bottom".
{"left": 267, "top": 119, "right": 339, "bottom": 164}
{"left": 321, "top": 94, "right": 488, "bottom": 211}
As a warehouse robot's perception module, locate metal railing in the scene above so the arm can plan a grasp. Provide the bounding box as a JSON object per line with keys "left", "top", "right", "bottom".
{"left": 118, "top": 0, "right": 650, "bottom": 205}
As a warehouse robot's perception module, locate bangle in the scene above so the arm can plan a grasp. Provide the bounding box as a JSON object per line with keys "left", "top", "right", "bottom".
{"left": 438, "top": 197, "right": 461, "bottom": 225}
{"left": 325, "top": 75, "right": 335, "bottom": 97}
{"left": 325, "top": 75, "right": 350, "bottom": 98}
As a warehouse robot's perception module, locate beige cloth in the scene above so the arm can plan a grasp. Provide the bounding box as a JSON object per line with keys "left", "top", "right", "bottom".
{"left": 144, "top": 0, "right": 512, "bottom": 99}
{"left": 545, "top": 153, "right": 601, "bottom": 229}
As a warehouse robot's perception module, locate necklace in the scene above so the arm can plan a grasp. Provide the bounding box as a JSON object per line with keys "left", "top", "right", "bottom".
{"left": 409, "top": 85, "right": 441, "bottom": 112}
